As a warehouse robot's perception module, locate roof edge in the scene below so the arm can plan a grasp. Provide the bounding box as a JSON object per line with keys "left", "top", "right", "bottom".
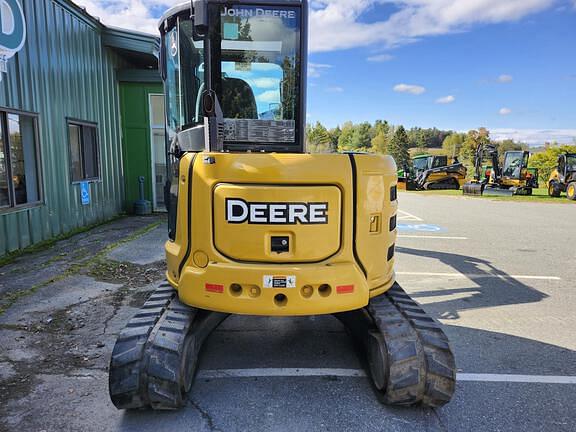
{"left": 56, "top": 1, "right": 160, "bottom": 56}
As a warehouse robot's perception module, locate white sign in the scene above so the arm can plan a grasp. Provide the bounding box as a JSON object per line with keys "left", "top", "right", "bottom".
{"left": 263, "top": 275, "right": 296, "bottom": 289}
{"left": 0, "top": 0, "right": 26, "bottom": 76}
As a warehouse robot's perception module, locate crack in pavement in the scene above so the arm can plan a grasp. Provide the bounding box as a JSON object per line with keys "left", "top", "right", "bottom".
{"left": 189, "top": 398, "right": 223, "bottom": 432}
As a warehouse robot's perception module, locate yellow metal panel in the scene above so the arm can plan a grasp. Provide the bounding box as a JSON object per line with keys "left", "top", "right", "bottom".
{"left": 178, "top": 261, "right": 371, "bottom": 316}
{"left": 353, "top": 154, "right": 398, "bottom": 288}
{"left": 213, "top": 184, "right": 341, "bottom": 262}
{"left": 166, "top": 152, "right": 398, "bottom": 316}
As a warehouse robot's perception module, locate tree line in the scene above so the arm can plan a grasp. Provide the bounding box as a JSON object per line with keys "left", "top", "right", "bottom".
{"left": 530, "top": 143, "right": 576, "bottom": 182}
{"left": 306, "top": 121, "right": 530, "bottom": 169}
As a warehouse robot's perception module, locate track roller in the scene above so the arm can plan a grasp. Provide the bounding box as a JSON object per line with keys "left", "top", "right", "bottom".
{"left": 109, "top": 282, "right": 228, "bottom": 410}
{"left": 335, "top": 283, "right": 456, "bottom": 408}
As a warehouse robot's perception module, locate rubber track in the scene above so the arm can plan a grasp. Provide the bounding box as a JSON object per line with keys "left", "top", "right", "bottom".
{"left": 109, "top": 282, "right": 176, "bottom": 409}
{"left": 367, "top": 292, "right": 427, "bottom": 405}
{"left": 385, "top": 283, "right": 456, "bottom": 407}
{"left": 145, "top": 295, "right": 199, "bottom": 409}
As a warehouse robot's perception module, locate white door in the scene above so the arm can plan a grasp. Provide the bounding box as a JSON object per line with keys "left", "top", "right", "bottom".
{"left": 149, "top": 94, "right": 167, "bottom": 211}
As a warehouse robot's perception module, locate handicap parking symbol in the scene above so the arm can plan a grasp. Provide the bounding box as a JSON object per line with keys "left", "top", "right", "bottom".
{"left": 80, "top": 181, "right": 90, "bottom": 206}
{"left": 398, "top": 223, "right": 444, "bottom": 233}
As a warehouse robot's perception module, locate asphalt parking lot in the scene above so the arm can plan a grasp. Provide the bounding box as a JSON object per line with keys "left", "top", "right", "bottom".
{"left": 1, "top": 193, "right": 575, "bottom": 432}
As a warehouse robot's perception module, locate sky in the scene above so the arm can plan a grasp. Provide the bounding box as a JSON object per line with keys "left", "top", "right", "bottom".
{"left": 73, "top": 0, "right": 576, "bottom": 145}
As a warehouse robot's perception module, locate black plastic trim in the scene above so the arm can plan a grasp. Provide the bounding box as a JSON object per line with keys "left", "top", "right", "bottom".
{"left": 387, "top": 244, "right": 395, "bottom": 261}
{"left": 178, "top": 154, "right": 198, "bottom": 277}
{"left": 347, "top": 153, "right": 367, "bottom": 278}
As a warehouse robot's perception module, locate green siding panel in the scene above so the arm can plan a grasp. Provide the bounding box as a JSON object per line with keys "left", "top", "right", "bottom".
{"left": 0, "top": 0, "right": 136, "bottom": 256}
{"left": 120, "top": 82, "right": 163, "bottom": 210}
{"left": 0, "top": 218, "right": 6, "bottom": 253}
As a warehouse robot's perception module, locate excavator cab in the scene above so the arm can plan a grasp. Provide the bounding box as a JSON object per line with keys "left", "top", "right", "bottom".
{"left": 501, "top": 151, "right": 529, "bottom": 182}
{"left": 108, "top": 0, "right": 455, "bottom": 412}
{"left": 160, "top": 1, "right": 305, "bottom": 155}
{"left": 464, "top": 145, "right": 533, "bottom": 196}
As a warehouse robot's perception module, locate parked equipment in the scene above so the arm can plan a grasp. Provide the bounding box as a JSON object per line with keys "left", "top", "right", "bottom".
{"left": 527, "top": 168, "right": 540, "bottom": 189}
{"left": 108, "top": 0, "right": 456, "bottom": 411}
{"left": 548, "top": 153, "right": 576, "bottom": 200}
{"left": 463, "top": 144, "right": 533, "bottom": 196}
{"left": 398, "top": 154, "right": 467, "bottom": 190}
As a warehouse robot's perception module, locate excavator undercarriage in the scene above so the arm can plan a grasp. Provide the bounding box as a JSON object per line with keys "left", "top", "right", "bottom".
{"left": 110, "top": 282, "right": 455, "bottom": 410}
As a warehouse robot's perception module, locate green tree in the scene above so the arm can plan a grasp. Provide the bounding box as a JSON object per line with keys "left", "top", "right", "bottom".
{"left": 338, "top": 121, "right": 355, "bottom": 152}
{"left": 529, "top": 144, "right": 576, "bottom": 182}
{"left": 328, "top": 126, "right": 341, "bottom": 153}
{"left": 497, "top": 139, "right": 527, "bottom": 153}
{"left": 350, "top": 122, "right": 372, "bottom": 152}
{"left": 373, "top": 120, "right": 390, "bottom": 136}
{"left": 415, "top": 130, "right": 427, "bottom": 154}
{"left": 370, "top": 120, "right": 390, "bottom": 154}
{"left": 461, "top": 128, "right": 491, "bottom": 163}
{"left": 306, "top": 121, "right": 333, "bottom": 153}
{"left": 372, "top": 132, "right": 388, "bottom": 154}
{"left": 388, "top": 125, "right": 411, "bottom": 168}
{"left": 442, "top": 133, "right": 465, "bottom": 158}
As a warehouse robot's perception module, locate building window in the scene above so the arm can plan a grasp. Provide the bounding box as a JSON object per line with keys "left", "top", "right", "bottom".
{"left": 0, "top": 110, "right": 41, "bottom": 209}
{"left": 68, "top": 120, "right": 100, "bottom": 182}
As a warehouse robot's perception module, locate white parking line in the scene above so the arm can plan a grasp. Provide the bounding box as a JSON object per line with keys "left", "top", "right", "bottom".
{"left": 457, "top": 374, "right": 576, "bottom": 384}
{"left": 396, "top": 272, "right": 561, "bottom": 281}
{"left": 398, "top": 235, "right": 468, "bottom": 240}
{"left": 197, "top": 368, "right": 576, "bottom": 384}
{"left": 397, "top": 210, "right": 423, "bottom": 222}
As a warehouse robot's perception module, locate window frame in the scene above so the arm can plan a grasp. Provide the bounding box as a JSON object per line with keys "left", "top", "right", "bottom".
{"left": 0, "top": 106, "right": 43, "bottom": 213}
{"left": 66, "top": 118, "right": 101, "bottom": 184}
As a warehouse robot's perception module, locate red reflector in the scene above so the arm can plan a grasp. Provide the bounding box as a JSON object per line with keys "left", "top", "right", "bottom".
{"left": 206, "top": 284, "right": 224, "bottom": 293}
{"left": 337, "top": 285, "right": 354, "bottom": 294}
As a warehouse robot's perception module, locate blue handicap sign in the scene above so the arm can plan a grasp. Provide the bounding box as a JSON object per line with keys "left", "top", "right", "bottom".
{"left": 398, "top": 223, "right": 445, "bottom": 233}
{"left": 80, "top": 181, "right": 90, "bottom": 206}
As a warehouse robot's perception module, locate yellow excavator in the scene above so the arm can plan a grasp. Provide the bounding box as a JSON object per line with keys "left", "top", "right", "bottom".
{"left": 463, "top": 143, "right": 533, "bottom": 196}
{"left": 108, "top": 0, "right": 455, "bottom": 410}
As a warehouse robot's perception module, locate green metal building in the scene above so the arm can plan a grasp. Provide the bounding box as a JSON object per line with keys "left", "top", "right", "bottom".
{"left": 0, "top": 0, "right": 164, "bottom": 257}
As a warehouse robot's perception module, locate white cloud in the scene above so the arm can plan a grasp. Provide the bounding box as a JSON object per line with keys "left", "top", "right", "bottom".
{"left": 73, "top": 1, "right": 558, "bottom": 54}
{"left": 257, "top": 90, "right": 280, "bottom": 103}
{"left": 252, "top": 78, "right": 280, "bottom": 89}
{"left": 309, "top": 0, "right": 555, "bottom": 52}
{"left": 498, "top": 74, "right": 513, "bottom": 83}
{"left": 326, "top": 86, "right": 344, "bottom": 93}
{"left": 394, "top": 83, "right": 426, "bottom": 95}
{"left": 308, "top": 63, "right": 332, "bottom": 78}
{"left": 491, "top": 129, "right": 576, "bottom": 146}
{"left": 72, "top": 0, "right": 179, "bottom": 34}
{"left": 436, "top": 95, "right": 455, "bottom": 104}
{"left": 367, "top": 53, "right": 394, "bottom": 62}
{"left": 499, "top": 107, "right": 512, "bottom": 115}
